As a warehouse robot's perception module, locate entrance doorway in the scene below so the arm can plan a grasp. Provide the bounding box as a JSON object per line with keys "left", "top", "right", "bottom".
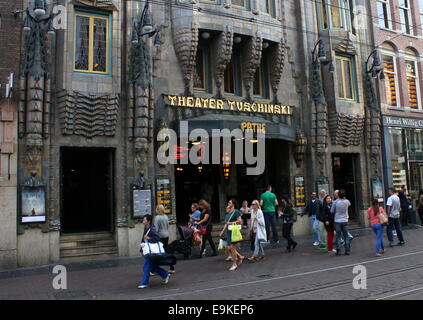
{"left": 61, "top": 147, "right": 114, "bottom": 233}
{"left": 332, "top": 154, "right": 359, "bottom": 221}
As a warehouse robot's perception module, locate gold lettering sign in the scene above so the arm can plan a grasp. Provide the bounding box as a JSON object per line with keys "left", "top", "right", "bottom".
{"left": 241, "top": 122, "right": 266, "bottom": 133}
{"left": 165, "top": 95, "right": 294, "bottom": 116}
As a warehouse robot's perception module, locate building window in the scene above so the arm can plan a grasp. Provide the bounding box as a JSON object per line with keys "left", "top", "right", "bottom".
{"left": 377, "top": 0, "right": 391, "bottom": 29}
{"left": 194, "top": 46, "right": 209, "bottom": 91}
{"left": 74, "top": 13, "right": 109, "bottom": 74}
{"left": 420, "top": 0, "right": 423, "bottom": 32}
{"left": 405, "top": 59, "right": 420, "bottom": 109}
{"left": 199, "top": 0, "right": 220, "bottom": 4}
{"left": 232, "top": 0, "right": 249, "bottom": 9}
{"left": 224, "top": 50, "right": 241, "bottom": 95}
{"left": 265, "top": 0, "right": 276, "bottom": 17}
{"left": 383, "top": 55, "right": 398, "bottom": 106}
{"left": 252, "top": 60, "right": 268, "bottom": 98}
{"left": 316, "top": 0, "right": 353, "bottom": 32}
{"left": 335, "top": 54, "right": 356, "bottom": 101}
{"left": 399, "top": 0, "right": 412, "bottom": 35}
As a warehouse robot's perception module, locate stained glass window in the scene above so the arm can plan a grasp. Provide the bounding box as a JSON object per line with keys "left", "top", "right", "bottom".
{"left": 336, "top": 55, "right": 355, "bottom": 100}
{"left": 74, "top": 13, "right": 109, "bottom": 74}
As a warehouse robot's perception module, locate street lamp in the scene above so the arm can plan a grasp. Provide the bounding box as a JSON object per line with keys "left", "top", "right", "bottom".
{"left": 14, "top": 1, "right": 55, "bottom": 36}
{"left": 366, "top": 50, "right": 384, "bottom": 81}
{"left": 131, "top": 0, "right": 161, "bottom": 44}
{"left": 312, "top": 39, "right": 334, "bottom": 73}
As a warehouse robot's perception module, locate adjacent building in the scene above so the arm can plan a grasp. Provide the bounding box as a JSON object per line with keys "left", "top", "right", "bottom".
{"left": 371, "top": 0, "right": 423, "bottom": 210}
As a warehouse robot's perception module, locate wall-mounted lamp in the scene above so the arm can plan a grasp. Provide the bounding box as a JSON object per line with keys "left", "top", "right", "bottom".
{"left": 366, "top": 50, "right": 385, "bottom": 81}
{"left": 311, "top": 39, "right": 334, "bottom": 73}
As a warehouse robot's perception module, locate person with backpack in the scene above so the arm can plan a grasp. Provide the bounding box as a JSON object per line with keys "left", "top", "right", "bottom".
{"left": 138, "top": 215, "right": 170, "bottom": 289}
{"left": 320, "top": 195, "right": 336, "bottom": 253}
{"left": 386, "top": 187, "right": 405, "bottom": 247}
{"left": 280, "top": 196, "right": 298, "bottom": 252}
{"left": 367, "top": 198, "right": 386, "bottom": 257}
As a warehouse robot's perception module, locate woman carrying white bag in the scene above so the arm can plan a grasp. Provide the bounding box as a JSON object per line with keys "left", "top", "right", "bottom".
{"left": 138, "top": 215, "right": 170, "bottom": 289}
{"left": 247, "top": 200, "right": 267, "bottom": 262}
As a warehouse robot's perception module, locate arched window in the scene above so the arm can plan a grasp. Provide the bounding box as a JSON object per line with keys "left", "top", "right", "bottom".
{"left": 404, "top": 48, "right": 421, "bottom": 109}
{"left": 380, "top": 42, "right": 399, "bottom": 107}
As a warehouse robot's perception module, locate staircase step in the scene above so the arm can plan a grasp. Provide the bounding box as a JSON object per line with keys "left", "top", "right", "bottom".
{"left": 60, "top": 245, "right": 118, "bottom": 256}
{"left": 60, "top": 251, "right": 119, "bottom": 262}
{"left": 60, "top": 232, "right": 114, "bottom": 243}
{"left": 60, "top": 239, "right": 116, "bottom": 249}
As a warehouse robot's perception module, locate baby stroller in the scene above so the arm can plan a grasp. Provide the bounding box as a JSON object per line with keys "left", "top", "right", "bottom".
{"left": 168, "top": 226, "right": 194, "bottom": 259}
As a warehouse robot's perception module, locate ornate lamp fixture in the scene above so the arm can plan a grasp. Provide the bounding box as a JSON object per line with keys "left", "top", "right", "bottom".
{"left": 131, "top": 0, "right": 161, "bottom": 45}
{"left": 312, "top": 39, "right": 334, "bottom": 73}
{"left": 366, "top": 50, "right": 385, "bottom": 81}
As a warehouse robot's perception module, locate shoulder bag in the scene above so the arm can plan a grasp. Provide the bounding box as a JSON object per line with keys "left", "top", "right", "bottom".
{"left": 378, "top": 208, "right": 389, "bottom": 226}
{"left": 140, "top": 228, "right": 165, "bottom": 255}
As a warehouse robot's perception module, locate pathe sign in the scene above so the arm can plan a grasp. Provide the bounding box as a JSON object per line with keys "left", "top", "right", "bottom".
{"left": 165, "top": 95, "right": 294, "bottom": 116}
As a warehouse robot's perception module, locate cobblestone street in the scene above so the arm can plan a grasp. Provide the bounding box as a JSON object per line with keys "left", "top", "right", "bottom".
{"left": 1, "top": 226, "right": 422, "bottom": 300}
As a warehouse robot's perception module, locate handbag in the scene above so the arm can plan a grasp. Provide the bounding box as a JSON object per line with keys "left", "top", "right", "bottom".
{"left": 218, "top": 239, "right": 227, "bottom": 252}
{"left": 231, "top": 223, "right": 243, "bottom": 242}
{"left": 139, "top": 228, "right": 165, "bottom": 255}
{"left": 378, "top": 208, "right": 388, "bottom": 226}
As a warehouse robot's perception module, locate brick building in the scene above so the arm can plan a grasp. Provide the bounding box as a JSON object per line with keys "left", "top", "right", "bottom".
{"left": 371, "top": 0, "right": 423, "bottom": 219}
{"left": 0, "top": 0, "right": 23, "bottom": 269}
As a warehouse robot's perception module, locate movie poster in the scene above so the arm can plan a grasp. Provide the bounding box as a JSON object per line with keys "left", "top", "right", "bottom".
{"left": 21, "top": 186, "right": 46, "bottom": 223}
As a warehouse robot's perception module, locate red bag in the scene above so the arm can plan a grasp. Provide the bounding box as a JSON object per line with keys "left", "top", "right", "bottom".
{"left": 197, "top": 226, "right": 207, "bottom": 235}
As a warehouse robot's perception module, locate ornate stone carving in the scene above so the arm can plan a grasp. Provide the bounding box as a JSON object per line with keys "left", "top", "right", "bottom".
{"left": 23, "top": 171, "right": 45, "bottom": 187}
{"left": 334, "top": 34, "right": 357, "bottom": 55}
{"left": 128, "top": 38, "right": 151, "bottom": 90}
{"left": 269, "top": 39, "right": 286, "bottom": 103}
{"left": 57, "top": 90, "right": 119, "bottom": 138}
{"left": 243, "top": 32, "right": 263, "bottom": 102}
{"left": 173, "top": 22, "right": 199, "bottom": 95}
{"left": 328, "top": 113, "right": 365, "bottom": 146}
{"left": 214, "top": 26, "right": 234, "bottom": 98}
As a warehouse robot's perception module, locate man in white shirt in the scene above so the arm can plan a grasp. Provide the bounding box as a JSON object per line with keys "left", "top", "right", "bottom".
{"left": 386, "top": 187, "right": 405, "bottom": 247}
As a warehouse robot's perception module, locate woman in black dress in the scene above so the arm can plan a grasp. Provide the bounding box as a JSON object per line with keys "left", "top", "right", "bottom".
{"left": 197, "top": 199, "right": 218, "bottom": 258}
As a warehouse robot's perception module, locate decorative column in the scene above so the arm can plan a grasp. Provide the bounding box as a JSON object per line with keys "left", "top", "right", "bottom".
{"left": 243, "top": 31, "right": 263, "bottom": 102}
{"left": 213, "top": 26, "right": 234, "bottom": 99}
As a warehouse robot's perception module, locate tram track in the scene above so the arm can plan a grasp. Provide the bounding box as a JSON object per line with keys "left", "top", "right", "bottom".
{"left": 266, "top": 262, "right": 423, "bottom": 300}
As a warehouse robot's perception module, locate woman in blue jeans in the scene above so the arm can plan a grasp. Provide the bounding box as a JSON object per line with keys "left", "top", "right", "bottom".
{"left": 367, "top": 199, "right": 385, "bottom": 257}
{"left": 138, "top": 215, "right": 170, "bottom": 288}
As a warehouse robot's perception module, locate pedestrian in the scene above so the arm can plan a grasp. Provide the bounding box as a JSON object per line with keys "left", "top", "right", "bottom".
{"left": 331, "top": 190, "right": 351, "bottom": 255}
{"left": 188, "top": 203, "right": 201, "bottom": 229}
{"left": 418, "top": 193, "right": 423, "bottom": 226}
{"left": 386, "top": 187, "right": 405, "bottom": 247}
{"left": 320, "top": 195, "right": 336, "bottom": 253}
{"left": 197, "top": 199, "right": 218, "bottom": 258}
{"left": 240, "top": 200, "right": 251, "bottom": 229}
{"left": 281, "top": 196, "right": 298, "bottom": 252}
{"left": 398, "top": 185, "right": 409, "bottom": 227}
{"left": 153, "top": 204, "right": 175, "bottom": 274}
{"left": 333, "top": 189, "right": 354, "bottom": 244}
{"left": 301, "top": 191, "right": 321, "bottom": 246}
{"left": 219, "top": 200, "right": 244, "bottom": 271}
{"left": 367, "top": 198, "right": 385, "bottom": 257}
{"left": 247, "top": 200, "right": 267, "bottom": 262}
{"left": 317, "top": 189, "right": 328, "bottom": 250}
{"left": 260, "top": 186, "right": 279, "bottom": 244}
{"left": 138, "top": 215, "right": 170, "bottom": 289}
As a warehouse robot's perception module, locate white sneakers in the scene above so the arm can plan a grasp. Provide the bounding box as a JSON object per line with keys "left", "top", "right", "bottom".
{"left": 313, "top": 242, "right": 320, "bottom": 246}
{"left": 138, "top": 285, "right": 148, "bottom": 289}
{"left": 163, "top": 274, "right": 170, "bottom": 284}
{"left": 225, "top": 255, "right": 233, "bottom": 261}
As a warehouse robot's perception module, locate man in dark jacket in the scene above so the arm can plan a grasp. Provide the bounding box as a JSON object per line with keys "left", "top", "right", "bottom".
{"left": 398, "top": 185, "right": 409, "bottom": 226}
{"left": 301, "top": 192, "right": 321, "bottom": 246}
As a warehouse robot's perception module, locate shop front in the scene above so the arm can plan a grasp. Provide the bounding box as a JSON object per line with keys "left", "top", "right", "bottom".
{"left": 382, "top": 115, "right": 423, "bottom": 202}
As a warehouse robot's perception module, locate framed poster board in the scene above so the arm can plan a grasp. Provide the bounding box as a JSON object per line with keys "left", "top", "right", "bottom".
{"left": 156, "top": 178, "right": 171, "bottom": 214}
{"left": 372, "top": 179, "right": 384, "bottom": 203}
{"left": 294, "top": 176, "right": 306, "bottom": 207}
{"left": 21, "top": 186, "right": 46, "bottom": 223}
{"left": 132, "top": 188, "right": 152, "bottom": 218}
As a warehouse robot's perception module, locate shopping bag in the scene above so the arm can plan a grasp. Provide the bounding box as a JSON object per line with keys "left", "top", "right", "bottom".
{"left": 140, "top": 240, "right": 165, "bottom": 255}
{"left": 231, "top": 223, "right": 243, "bottom": 242}
{"left": 218, "top": 239, "right": 227, "bottom": 252}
